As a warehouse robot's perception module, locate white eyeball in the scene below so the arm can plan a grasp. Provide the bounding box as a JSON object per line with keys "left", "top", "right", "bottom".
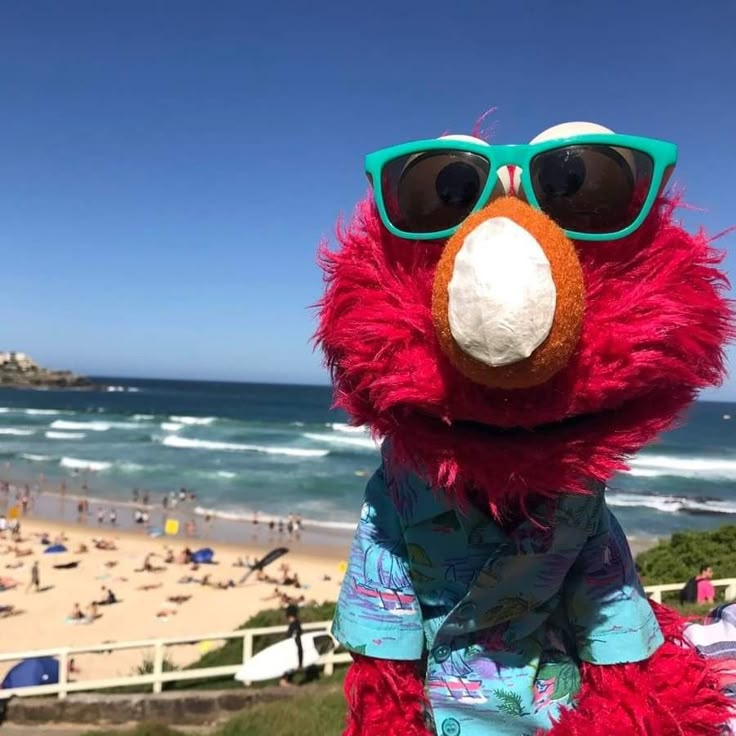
{"left": 530, "top": 121, "right": 615, "bottom": 143}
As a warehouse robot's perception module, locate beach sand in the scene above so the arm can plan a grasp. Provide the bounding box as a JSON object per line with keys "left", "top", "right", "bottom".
{"left": 0, "top": 515, "right": 348, "bottom": 684}
{"left": 0, "top": 491, "right": 662, "bottom": 689}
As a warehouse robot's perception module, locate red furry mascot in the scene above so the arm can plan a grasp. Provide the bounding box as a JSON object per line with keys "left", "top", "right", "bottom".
{"left": 316, "top": 120, "right": 735, "bottom": 735}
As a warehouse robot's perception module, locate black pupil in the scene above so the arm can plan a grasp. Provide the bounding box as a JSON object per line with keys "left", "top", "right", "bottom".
{"left": 436, "top": 161, "right": 481, "bottom": 206}
{"left": 538, "top": 151, "right": 586, "bottom": 198}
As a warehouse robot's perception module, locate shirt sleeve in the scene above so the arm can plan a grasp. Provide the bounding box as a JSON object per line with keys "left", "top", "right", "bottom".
{"left": 563, "top": 509, "right": 664, "bottom": 664}
{"left": 331, "top": 465, "right": 425, "bottom": 661}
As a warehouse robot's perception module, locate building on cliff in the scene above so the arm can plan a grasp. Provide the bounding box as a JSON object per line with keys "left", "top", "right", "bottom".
{"left": 0, "top": 352, "right": 38, "bottom": 373}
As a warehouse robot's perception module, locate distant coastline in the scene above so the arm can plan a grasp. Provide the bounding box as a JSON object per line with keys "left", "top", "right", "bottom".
{"left": 0, "top": 351, "right": 95, "bottom": 390}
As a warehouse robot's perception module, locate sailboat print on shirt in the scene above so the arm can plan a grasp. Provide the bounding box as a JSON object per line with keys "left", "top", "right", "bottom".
{"left": 427, "top": 649, "right": 488, "bottom": 704}
{"left": 350, "top": 501, "right": 418, "bottom": 617}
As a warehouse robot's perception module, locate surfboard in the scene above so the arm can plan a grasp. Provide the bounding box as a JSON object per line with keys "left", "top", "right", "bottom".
{"left": 234, "top": 630, "right": 337, "bottom": 683}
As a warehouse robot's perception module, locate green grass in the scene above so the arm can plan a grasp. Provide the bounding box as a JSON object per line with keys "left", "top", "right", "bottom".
{"left": 169, "top": 601, "right": 340, "bottom": 691}
{"left": 83, "top": 726, "right": 185, "bottom": 736}
{"left": 81, "top": 688, "right": 347, "bottom": 736}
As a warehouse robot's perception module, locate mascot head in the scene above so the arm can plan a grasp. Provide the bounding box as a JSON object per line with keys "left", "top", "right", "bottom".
{"left": 316, "top": 120, "right": 733, "bottom": 516}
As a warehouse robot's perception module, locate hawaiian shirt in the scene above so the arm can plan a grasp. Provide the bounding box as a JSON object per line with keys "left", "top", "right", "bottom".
{"left": 332, "top": 448, "right": 663, "bottom": 736}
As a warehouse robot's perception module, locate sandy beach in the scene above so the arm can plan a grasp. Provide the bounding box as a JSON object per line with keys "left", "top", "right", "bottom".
{"left": 0, "top": 513, "right": 349, "bottom": 684}
{"left": 0, "top": 484, "right": 662, "bottom": 690}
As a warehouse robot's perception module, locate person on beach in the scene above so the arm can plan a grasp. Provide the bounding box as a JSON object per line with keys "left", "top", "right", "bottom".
{"left": 97, "top": 586, "right": 117, "bottom": 605}
{"left": 69, "top": 603, "right": 84, "bottom": 621}
{"left": 26, "top": 559, "right": 40, "bottom": 593}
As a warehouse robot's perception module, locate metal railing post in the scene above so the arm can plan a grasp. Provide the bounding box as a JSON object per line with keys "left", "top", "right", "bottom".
{"left": 58, "top": 649, "right": 69, "bottom": 700}
{"left": 152, "top": 641, "right": 164, "bottom": 694}
{"left": 241, "top": 630, "right": 253, "bottom": 687}
{"left": 323, "top": 652, "right": 335, "bottom": 677}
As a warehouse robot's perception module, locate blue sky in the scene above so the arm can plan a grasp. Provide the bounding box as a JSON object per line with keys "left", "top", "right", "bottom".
{"left": 1, "top": 0, "right": 734, "bottom": 397}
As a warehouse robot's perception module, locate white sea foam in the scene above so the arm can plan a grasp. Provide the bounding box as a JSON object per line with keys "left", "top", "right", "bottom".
{"left": 216, "top": 471, "right": 237, "bottom": 479}
{"left": 327, "top": 422, "right": 369, "bottom": 434}
{"left": 161, "top": 422, "right": 184, "bottom": 432}
{"left": 50, "top": 420, "right": 110, "bottom": 432}
{"left": 160, "top": 434, "right": 329, "bottom": 458}
{"left": 133, "top": 414, "right": 155, "bottom": 421}
{"left": 303, "top": 432, "right": 380, "bottom": 450}
{"left": 0, "top": 428, "right": 35, "bottom": 436}
{"left": 24, "top": 409, "right": 61, "bottom": 416}
{"left": 21, "top": 453, "right": 53, "bottom": 462}
{"left": 169, "top": 416, "right": 216, "bottom": 426}
{"left": 60, "top": 457, "right": 111, "bottom": 472}
{"left": 626, "top": 453, "right": 736, "bottom": 480}
{"left": 608, "top": 492, "right": 736, "bottom": 516}
{"left": 0, "top": 408, "right": 8, "bottom": 413}
{"left": 193, "top": 505, "right": 357, "bottom": 531}
{"left": 118, "top": 462, "right": 145, "bottom": 472}
{"left": 46, "top": 431, "right": 86, "bottom": 440}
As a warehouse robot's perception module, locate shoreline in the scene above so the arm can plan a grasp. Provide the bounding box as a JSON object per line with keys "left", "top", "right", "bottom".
{"left": 1, "top": 480, "right": 357, "bottom": 555}
{"left": 1, "top": 482, "right": 661, "bottom": 560}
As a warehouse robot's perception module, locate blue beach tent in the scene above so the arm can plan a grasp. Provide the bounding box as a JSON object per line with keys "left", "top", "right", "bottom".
{"left": 190, "top": 548, "right": 215, "bottom": 564}
{"left": 44, "top": 544, "right": 67, "bottom": 554}
{"left": 1, "top": 657, "right": 60, "bottom": 690}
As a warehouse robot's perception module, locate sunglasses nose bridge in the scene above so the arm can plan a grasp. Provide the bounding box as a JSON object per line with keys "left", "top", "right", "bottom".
{"left": 494, "top": 164, "right": 523, "bottom": 198}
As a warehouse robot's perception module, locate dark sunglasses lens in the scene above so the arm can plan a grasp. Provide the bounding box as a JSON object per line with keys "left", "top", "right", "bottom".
{"left": 530, "top": 145, "right": 654, "bottom": 235}
{"left": 381, "top": 151, "right": 490, "bottom": 234}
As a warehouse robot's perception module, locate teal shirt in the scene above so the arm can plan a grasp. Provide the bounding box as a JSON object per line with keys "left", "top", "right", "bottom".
{"left": 332, "top": 450, "right": 663, "bottom": 736}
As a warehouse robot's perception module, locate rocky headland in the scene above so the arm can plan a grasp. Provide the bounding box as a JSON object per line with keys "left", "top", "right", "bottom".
{"left": 0, "top": 351, "right": 94, "bottom": 389}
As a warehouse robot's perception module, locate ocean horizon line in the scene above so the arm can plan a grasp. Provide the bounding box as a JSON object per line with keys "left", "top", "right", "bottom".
{"left": 1, "top": 375, "right": 727, "bottom": 405}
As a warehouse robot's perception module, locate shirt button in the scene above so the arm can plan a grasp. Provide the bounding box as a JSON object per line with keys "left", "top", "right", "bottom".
{"left": 441, "top": 718, "right": 461, "bottom": 736}
{"left": 433, "top": 645, "right": 451, "bottom": 662}
{"left": 456, "top": 601, "right": 477, "bottom": 620}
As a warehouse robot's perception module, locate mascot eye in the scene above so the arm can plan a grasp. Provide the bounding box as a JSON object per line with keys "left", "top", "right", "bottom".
{"left": 530, "top": 145, "right": 653, "bottom": 234}
{"left": 383, "top": 151, "right": 490, "bottom": 234}
{"left": 435, "top": 161, "right": 482, "bottom": 205}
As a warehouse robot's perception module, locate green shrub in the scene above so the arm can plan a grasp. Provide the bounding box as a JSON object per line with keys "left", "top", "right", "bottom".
{"left": 635, "top": 525, "right": 736, "bottom": 586}
{"left": 136, "top": 655, "right": 178, "bottom": 676}
{"left": 172, "top": 601, "right": 338, "bottom": 690}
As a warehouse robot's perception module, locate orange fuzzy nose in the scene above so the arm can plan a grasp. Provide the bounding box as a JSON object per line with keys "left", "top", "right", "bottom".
{"left": 431, "top": 197, "right": 585, "bottom": 389}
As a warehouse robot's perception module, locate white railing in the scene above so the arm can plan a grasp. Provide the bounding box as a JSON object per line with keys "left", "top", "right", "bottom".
{"left": 643, "top": 577, "right": 736, "bottom": 604}
{"left": 0, "top": 620, "right": 351, "bottom": 700}
{"left": 3, "top": 579, "right": 736, "bottom": 700}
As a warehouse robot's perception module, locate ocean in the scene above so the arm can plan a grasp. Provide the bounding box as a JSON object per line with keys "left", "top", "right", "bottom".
{"left": 0, "top": 378, "right": 735, "bottom": 539}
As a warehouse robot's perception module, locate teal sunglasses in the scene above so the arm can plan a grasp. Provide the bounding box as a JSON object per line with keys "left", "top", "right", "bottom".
{"left": 365, "top": 134, "right": 678, "bottom": 242}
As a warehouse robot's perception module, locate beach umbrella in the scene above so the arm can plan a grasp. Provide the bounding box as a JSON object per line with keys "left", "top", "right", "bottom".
{"left": 43, "top": 544, "right": 67, "bottom": 554}
{"left": 1, "top": 657, "right": 59, "bottom": 690}
{"left": 190, "top": 548, "right": 215, "bottom": 564}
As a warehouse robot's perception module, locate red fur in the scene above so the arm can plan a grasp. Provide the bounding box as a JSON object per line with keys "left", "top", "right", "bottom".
{"left": 547, "top": 602, "right": 734, "bottom": 735}
{"left": 342, "top": 655, "right": 432, "bottom": 736}
{"left": 315, "top": 195, "right": 734, "bottom": 512}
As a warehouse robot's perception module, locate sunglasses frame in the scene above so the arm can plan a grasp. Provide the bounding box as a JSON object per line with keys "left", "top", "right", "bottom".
{"left": 365, "top": 133, "right": 678, "bottom": 242}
